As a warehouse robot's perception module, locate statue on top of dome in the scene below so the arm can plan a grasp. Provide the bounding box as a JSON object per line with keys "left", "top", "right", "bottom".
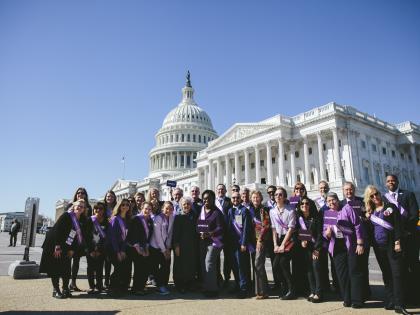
{"left": 186, "top": 71, "right": 192, "bottom": 87}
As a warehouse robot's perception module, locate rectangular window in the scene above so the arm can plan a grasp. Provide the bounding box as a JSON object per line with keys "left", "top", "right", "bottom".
{"left": 392, "top": 150, "right": 396, "bottom": 158}
{"left": 272, "top": 157, "right": 276, "bottom": 164}
{"left": 260, "top": 160, "right": 264, "bottom": 167}
{"left": 363, "top": 166, "right": 370, "bottom": 183}
{"left": 338, "top": 139, "right": 342, "bottom": 147}
{"left": 361, "top": 140, "right": 366, "bottom": 149}
{"left": 400, "top": 153, "right": 404, "bottom": 160}
{"left": 309, "top": 147, "right": 313, "bottom": 155}
{"left": 284, "top": 154, "right": 287, "bottom": 161}
{"left": 323, "top": 143, "right": 326, "bottom": 151}
{"left": 371, "top": 144, "right": 377, "bottom": 152}
{"left": 241, "top": 165, "right": 245, "bottom": 171}
{"left": 251, "top": 162, "right": 255, "bottom": 169}
{"left": 382, "top": 147, "right": 386, "bottom": 155}
{"left": 295, "top": 151, "right": 300, "bottom": 158}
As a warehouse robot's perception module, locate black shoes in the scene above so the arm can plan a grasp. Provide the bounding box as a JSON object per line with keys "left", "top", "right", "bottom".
{"left": 385, "top": 302, "right": 395, "bottom": 310}
{"left": 281, "top": 291, "right": 296, "bottom": 300}
{"left": 343, "top": 302, "right": 351, "bottom": 307}
{"left": 352, "top": 303, "right": 363, "bottom": 309}
{"left": 52, "top": 290, "right": 64, "bottom": 299}
{"left": 394, "top": 306, "right": 409, "bottom": 315}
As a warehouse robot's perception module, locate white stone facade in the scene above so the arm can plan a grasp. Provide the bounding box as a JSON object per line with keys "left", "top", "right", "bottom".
{"left": 109, "top": 77, "right": 420, "bottom": 202}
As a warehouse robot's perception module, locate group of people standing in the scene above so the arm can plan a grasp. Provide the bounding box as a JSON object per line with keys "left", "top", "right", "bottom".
{"left": 39, "top": 175, "right": 419, "bottom": 314}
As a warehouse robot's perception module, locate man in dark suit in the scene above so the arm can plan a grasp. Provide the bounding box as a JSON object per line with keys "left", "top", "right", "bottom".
{"left": 385, "top": 174, "right": 419, "bottom": 306}
{"left": 216, "top": 183, "right": 233, "bottom": 288}
{"left": 341, "top": 181, "right": 371, "bottom": 301}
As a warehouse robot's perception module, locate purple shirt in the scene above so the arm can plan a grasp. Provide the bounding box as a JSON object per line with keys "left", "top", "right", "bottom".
{"left": 323, "top": 204, "right": 363, "bottom": 256}
{"left": 197, "top": 207, "right": 224, "bottom": 249}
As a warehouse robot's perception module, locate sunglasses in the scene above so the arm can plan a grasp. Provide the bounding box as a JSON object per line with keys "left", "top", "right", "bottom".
{"left": 275, "top": 193, "right": 284, "bottom": 197}
{"left": 370, "top": 192, "right": 380, "bottom": 199}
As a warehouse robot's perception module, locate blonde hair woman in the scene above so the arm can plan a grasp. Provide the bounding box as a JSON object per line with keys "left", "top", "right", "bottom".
{"left": 363, "top": 185, "right": 405, "bottom": 313}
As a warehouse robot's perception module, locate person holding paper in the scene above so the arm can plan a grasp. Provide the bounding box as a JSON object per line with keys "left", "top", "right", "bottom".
{"left": 270, "top": 187, "right": 296, "bottom": 300}
{"left": 323, "top": 192, "right": 364, "bottom": 309}
{"left": 364, "top": 185, "right": 406, "bottom": 314}
{"left": 39, "top": 199, "right": 86, "bottom": 299}
{"left": 197, "top": 190, "right": 225, "bottom": 298}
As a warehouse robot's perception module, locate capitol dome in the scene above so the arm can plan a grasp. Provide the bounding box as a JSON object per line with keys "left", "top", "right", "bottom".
{"left": 149, "top": 72, "right": 218, "bottom": 178}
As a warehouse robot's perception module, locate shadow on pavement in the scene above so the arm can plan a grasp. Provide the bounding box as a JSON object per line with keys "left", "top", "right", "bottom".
{"left": 2, "top": 312, "right": 118, "bottom": 315}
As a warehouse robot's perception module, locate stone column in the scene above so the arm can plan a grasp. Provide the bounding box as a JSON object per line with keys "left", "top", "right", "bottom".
{"left": 208, "top": 160, "right": 214, "bottom": 190}
{"left": 216, "top": 158, "right": 221, "bottom": 185}
{"left": 290, "top": 144, "right": 296, "bottom": 186}
{"left": 278, "top": 139, "right": 285, "bottom": 186}
{"left": 303, "top": 136, "right": 310, "bottom": 188}
{"left": 163, "top": 153, "right": 166, "bottom": 169}
{"left": 190, "top": 152, "right": 194, "bottom": 168}
{"left": 410, "top": 144, "right": 418, "bottom": 189}
{"left": 177, "top": 152, "right": 181, "bottom": 168}
{"left": 317, "top": 132, "right": 325, "bottom": 181}
{"left": 332, "top": 128, "right": 343, "bottom": 181}
{"left": 244, "top": 149, "right": 250, "bottom": 185}
{"left": 254, "top": 145, "right": 260, "bottom": 184}
{"left": 225, "top": 155, "right": 231, "bottom": 187}
{"left": 266, "top": 142, "right": 273, "bottom": 185}
{"left": 184, "top": 152, "right": 187, "bottom": 169}
{"left": 234, "top": 151, "right": 240, "bottom": 185}
{"left": 204, "top": 165, "right": 209, "bottom": 190}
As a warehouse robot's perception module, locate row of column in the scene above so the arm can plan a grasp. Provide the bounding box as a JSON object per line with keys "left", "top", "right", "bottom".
{"left": 151, "top": 151, "right": 196, "bottom": 171}
{"left": 200, "top": 129, "right": 343, "bottom": 189}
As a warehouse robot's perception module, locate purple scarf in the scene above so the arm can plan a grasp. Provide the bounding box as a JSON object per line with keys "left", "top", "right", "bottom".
{"left": 384, "top": 192, "right": 407, "bottom": 217}
{"left": 91, "top": 215, "right": 106, "bottom": 239}
{"left": 68, "top": 211, "right": 83, "bottom": 244}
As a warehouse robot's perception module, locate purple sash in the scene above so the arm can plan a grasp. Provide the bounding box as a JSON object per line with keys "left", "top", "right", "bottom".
{"left": 336, "top": 219, "right": 354, "bottom": 235}
{"left": 198, "top": 207, "right": 209, "bottom": 233}
{"left": 68, "top": 211, "right": 83, "bottom": 244}
{"left": 385, "top": 192, "right": 407, "bottom": 217}
{"left": 91, "top": 215, "right": 106, "bottom": 239}
{"left": 273, "top": 209, "right": 289, "bottom": 230}
{"left": 371, "top": 212, "right": 394, "bottom": 231}
{"left": 298, "top": 217, "right": 314, "bottom": 242}
{"left": 232, "top": 217, "right": 255, "bottom": 253}
{"left": 115, "top": 215, "right": 127, "bottom": 241}
{"left": 136, "top": 214, "right": 149, "bottom": 239}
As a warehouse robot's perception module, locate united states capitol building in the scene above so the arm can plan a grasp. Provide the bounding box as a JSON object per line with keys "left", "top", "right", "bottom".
{"left": 56, "top": 73, "right": 420, "bottom": 217}
{"left": 108, "top": 73, "right": 420, "bottom": 202}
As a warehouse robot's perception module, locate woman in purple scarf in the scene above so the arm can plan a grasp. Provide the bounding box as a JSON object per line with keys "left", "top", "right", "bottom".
{"left": 363, "top": 185, "right": 406, "bottom": 314}
{"left": 107, "top": 198, "right": 132, "bottom": 296}
{"left": 40, "top": 199, "right": 86, "bottom": 298}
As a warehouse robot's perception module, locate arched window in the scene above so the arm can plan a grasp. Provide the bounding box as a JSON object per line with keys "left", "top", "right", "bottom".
{"left": 193, "top": 134, "right": 196, "bottom": 142}
{"left": 187, "top": 134, "right": 190, "bottom": 142}
{"left": 182, "top": 134, "right": 185, "bottom": 142}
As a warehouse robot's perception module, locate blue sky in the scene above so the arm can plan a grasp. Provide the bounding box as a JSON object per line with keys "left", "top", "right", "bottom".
{"left": 1, "top": 0, "right": 419, "bottom": 219}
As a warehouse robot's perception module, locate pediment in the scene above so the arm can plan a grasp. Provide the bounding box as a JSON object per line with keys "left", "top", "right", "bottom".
{"left": 209, "top": 123, "right": 276, "bottom": 149}
{"left": 110, "top": 179, "right": 130, "bottom": 191}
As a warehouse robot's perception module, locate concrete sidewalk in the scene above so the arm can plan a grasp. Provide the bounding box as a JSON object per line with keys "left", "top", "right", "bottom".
{"left": 1, "top": 276, "right": 419, "bottom": 315}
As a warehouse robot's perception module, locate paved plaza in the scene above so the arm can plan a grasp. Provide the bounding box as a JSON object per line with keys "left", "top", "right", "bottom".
{"left": 0, "top": 232, "right": 419, "bottom": 314}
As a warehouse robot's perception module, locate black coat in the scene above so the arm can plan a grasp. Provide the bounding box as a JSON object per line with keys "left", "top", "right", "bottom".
{"left": 393, "top": 189, "right": 419, "bottom": 233}
{"left": 85, "top": 216, "right": 109, "bottom": 255}
{"left": 39, "top": 212, "right": 83, "bottom": 277}
{"left": 172, "top": 211, "right": 199, "bottom": 284}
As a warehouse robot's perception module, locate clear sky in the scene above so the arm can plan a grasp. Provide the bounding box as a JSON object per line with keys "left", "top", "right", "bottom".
{"left": 1, "top": 0, "right": 419, "bottom": 219}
